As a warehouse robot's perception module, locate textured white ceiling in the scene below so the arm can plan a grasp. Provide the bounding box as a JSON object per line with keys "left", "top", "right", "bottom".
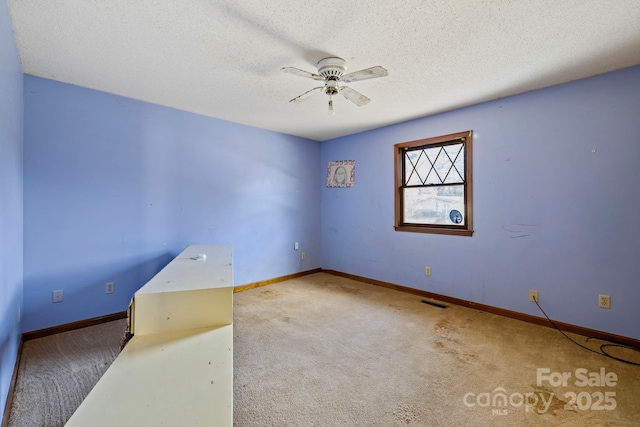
{"left": 8, "top": 0, "right": 640, "bottom": 141}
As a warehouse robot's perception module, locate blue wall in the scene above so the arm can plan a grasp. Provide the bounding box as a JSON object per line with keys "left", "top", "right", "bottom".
{"left": 321, "top": 66, "right": 640, "bottom": 339}
{"left": 0, "top": 0, "right": 24, "bottom": 417}
{"left": 23, "top": 76, "right": 321, "bottom": 332}
{"left": 12, "top": 32, "right": 640, "bottom": 349}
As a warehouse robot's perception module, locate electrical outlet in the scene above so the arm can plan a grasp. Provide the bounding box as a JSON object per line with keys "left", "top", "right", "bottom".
{"left": 294, "top": 242, "right": 299, "bottom": 250}
{"left": 529, "top": 290, "right": 539, "bottom": 302}
{"left": 425, "top": 266, "right": 432, "bottom": 276}
{"left": 52, "top": 290, "right": 63, "bottom": 303}
{"left": 301, "top": 252, "right": 306, "bottom": 260}
{"left": 106, "top": 282, "right": 115, "bottom": 294}
{"left": 599, "top": 294, "right": 611, "bottom": 309}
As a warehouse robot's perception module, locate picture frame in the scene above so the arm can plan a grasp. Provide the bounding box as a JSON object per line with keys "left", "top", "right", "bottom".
{"left": 327, "top": 160, "right": 355, "bottom": 188}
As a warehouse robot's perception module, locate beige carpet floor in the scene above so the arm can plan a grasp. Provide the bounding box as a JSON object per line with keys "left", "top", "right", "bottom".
{"left": 7, "top": 272, "right": 640, "bottom": 426}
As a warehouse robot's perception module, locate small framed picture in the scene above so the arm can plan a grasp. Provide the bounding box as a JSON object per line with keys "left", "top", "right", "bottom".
{"left": 327, "top": 160, "right": 355, "bottom": 188}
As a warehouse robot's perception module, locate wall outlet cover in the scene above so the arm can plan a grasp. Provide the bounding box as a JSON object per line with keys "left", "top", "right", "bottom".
{"left": 598, "top": 294, "right": 611, "bottom": 309}
{"left": 52, "top": 290, "right": 63, "bottom": 303}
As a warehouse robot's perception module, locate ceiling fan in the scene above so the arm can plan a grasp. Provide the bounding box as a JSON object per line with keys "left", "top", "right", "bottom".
{"left": 281, "top": 57, "right": 388, "bottom": 114}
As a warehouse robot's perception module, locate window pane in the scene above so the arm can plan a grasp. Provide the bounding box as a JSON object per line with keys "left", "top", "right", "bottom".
{"left": 403, "top": 185, "right": 465, "bottom": 225}
{"left": 422, "top": 147, "right": 442, "bottom": 184}
{"left": 450, "top": 155, "right": 465, "bottom": 183}
{"left": 433, "top": 149, "right": 452, "bottom": 183}
{"left": 443, "top": 144, "right": 465, "bottom": 183}
{"left": 405, "top": 151, "right": 424, "bottom": 185}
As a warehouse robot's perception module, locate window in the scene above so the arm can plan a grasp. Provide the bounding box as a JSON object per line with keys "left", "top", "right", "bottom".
{"left": 394, "top": 130, "right": 473, "bottom": 236}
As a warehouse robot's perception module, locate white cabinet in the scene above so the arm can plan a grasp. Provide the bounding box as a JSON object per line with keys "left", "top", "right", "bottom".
{"left": 65, "top": 245, "right": 234, "bottom": 427}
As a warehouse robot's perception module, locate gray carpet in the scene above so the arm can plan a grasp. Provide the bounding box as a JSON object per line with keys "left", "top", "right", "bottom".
{"left": 7, "top": 273, "right": 640, "bottom": 426}
{"left": 7, "top": 319, "right": 125, "bottom": 427}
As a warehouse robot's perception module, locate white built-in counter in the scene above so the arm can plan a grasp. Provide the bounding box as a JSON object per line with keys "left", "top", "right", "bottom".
{"left": 65, "top": 245, "right": 233, "bottom": 427}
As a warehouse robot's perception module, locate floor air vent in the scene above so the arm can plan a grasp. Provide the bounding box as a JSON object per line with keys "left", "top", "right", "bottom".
{"left": 421, "top": 299, "right": 447, "bottom": 309}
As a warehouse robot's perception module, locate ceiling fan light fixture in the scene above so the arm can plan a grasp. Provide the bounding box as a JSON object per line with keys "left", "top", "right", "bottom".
{"left": 281, "top": 56, "right": 388, "bottom": 111}
{"left": 324, "top": 79, "right": 339, "bottom": 96}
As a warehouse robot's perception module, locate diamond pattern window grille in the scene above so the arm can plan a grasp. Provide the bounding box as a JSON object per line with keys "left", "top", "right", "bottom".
{"left": 404, "top": 142, "right": 465, "bottom": 187}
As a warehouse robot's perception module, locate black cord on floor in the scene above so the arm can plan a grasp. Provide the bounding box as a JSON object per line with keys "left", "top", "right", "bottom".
{"left": 534, "top": 298, "right": 640, "bottom": 366}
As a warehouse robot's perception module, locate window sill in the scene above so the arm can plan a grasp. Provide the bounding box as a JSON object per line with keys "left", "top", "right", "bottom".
{"left": 394, "top": 225, "right": 474, "bottom": 236}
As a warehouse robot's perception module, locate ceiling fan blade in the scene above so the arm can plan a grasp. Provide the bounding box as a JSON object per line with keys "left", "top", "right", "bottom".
{"left": 341, "top": 66, "right": 388, "bottom": 83}
{"left": 339, "top": 86, "right": 370, "bottom": 106}
{"left": 289, "top": 87, "right": 323, "bottom": 103}
{"left": 281, "top": 67, "right": 325, "bottom": 81}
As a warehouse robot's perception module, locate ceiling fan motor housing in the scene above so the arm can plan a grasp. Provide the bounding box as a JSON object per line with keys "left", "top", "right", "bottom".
{"left": 317, "top": 57, "right": 347, "bottom": 79}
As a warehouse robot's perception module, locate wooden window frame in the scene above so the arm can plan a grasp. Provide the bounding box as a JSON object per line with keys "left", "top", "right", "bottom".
{"left": 394, "top": 130, "right": 474, "bottom": 236}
